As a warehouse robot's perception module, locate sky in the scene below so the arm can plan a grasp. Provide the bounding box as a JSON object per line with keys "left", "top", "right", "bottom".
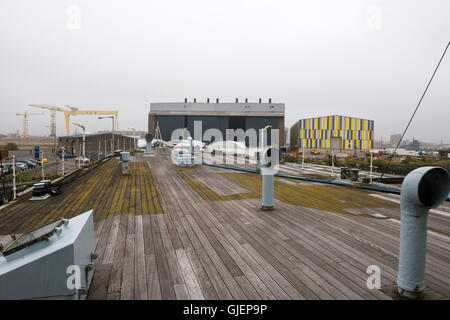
{"left": 0, "top": 0, "right": 449, "bottom": 143}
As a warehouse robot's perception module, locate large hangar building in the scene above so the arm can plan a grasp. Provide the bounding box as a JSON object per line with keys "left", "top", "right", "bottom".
{"left": 290, "top": 115, "right": 374, "bottom": 151}
{"left": 148, "top": 99, "right": 285, "bottom": 147}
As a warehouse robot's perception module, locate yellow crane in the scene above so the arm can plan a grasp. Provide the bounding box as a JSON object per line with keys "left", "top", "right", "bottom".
{"left": 63, "top": 106, "right": 118, "bottom": 135}
{"left": 29, "top": 104, "right": 119, "bottom": 136}
{"left": 16, "top": 111, "right": 44, "bottom": 138}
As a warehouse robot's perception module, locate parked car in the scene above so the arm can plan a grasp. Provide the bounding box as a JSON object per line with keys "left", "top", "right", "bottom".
{"left": 16, "top": 160, "right": 34, "bottom": 169}
{"left": 15, "top": 162, "right": 27, "bottom": 171}
{"left": 75, "top": 156, "right": 90, "bottom": 164}
{"left": 23, "top": 160, "right": 37, "bottom": 168}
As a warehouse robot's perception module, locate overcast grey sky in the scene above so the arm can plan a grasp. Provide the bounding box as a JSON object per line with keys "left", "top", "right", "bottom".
{"left": 0, "top": 0, "right": 449, "bottom": 143}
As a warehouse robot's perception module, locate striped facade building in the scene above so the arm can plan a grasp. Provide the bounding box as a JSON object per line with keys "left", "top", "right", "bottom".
{"left": 290, "top": 115, "right": 374, "bottom": 151}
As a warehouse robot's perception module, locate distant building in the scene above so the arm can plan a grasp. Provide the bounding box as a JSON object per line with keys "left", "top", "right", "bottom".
{"left": 58, "top": 132, "right": 135, "bottom": 156}
{"left": 390, "top": 134, "right": 401, "bottom": 146}
{"left": 148, "top": 99, "right": 285, "bottom": 147}
{"left": 408, "top": 137, "right": 420, "bottom": 151}
{"left": 290, "top": 115, "right": 374, "bottom": 151}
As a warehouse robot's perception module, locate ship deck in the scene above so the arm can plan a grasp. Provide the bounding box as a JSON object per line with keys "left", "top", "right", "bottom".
{"left": 0, "top": 150, "right": 449, "bottom": 300}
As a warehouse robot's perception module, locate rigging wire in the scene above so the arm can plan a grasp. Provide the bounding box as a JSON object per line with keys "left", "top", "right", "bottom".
{"left": 380, "top": 40, "right": 450, "bottom": 179}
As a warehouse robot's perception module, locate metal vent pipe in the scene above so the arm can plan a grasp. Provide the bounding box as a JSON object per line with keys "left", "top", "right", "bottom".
{"left": 397, "top": 166, "right": 450, "bottom": 299}
{"left": 260, "top": 146, "right": 279, "bottom": 211}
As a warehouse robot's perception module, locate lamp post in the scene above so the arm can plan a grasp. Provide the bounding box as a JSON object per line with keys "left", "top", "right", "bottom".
{"left": 41, "top": 151, "right": 45, "bottom": 180}
{"left": 73, "top": 122, "right": 86, "bottom": 162}
{"left": 61, "top": 147, "right": 65, "bottom": 176}
{"left": 12, "top": 155, "right": 16, "bottom": 200}
{"left": 370, "top": 150, "right": 373, "bottom": 184}
{"left": 129, "top": 128, "right": 136, "bottom": 150}
{"left": 99, "top": 116, "right": 115, "bottom": 154}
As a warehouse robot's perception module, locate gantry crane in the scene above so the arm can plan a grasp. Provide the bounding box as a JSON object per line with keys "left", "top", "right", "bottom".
{"left": 29, "top": 104, "right": 119, "bottom": 136}
{"left": 63, "top": 106, "right": 118, "bottom": 135}
{"left": 29, "top": 104, "right": 65, "bottom": 147}
{"left": 16, "top": 111, "right": 44, "bottom": 138}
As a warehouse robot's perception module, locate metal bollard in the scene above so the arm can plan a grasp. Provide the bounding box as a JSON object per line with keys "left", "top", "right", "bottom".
{"left": 397, "top": 166, "right": 450, "bottom": 299}
{"left": 261, "top": 174, "right": 274, "bottom": 210}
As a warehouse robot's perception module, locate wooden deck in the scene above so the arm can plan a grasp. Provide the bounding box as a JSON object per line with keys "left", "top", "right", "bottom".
{"left": 0, "top": 150, "right": 449, "bottom": 300}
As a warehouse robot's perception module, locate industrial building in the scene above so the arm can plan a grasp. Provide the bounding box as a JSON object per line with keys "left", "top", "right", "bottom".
{"left": 148, "top": 99, "right": 285, "bottom": 147}
{"left": 58, "top": 132, "right": 135, "bottom": 157}
{"left": 290, "top": 115, "right": 374, "bottom": 151}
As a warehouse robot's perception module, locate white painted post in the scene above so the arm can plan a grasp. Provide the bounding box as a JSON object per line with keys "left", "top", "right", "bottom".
{"left": 78, "top": 144, "right": 81, "bottom": 169}
{"left": 12, "top": 155, "right": 16, "bottom": 200}
{"left": 370, "top": 150, "right": 373, "bottom": 184}
{"left": 62, "top": 147, "right": 65, "bottom": 176}
{"left": 82, "top": 127, "right": 86, "bottom": 160}
{"left": 98, "top": 141, "right": 101, "bottom": 161}
{"left": 41, "top": 152, "right": 45, "bottom": 180}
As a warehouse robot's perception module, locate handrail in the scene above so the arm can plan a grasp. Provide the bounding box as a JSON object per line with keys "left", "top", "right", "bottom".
{"left": 201, "top": 162, "right": 450, "bottom": 202}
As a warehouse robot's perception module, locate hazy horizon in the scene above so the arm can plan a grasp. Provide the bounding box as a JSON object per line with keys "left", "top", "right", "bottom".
{"left": 0, "top": 0, "right": 449, "bottom": 144}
